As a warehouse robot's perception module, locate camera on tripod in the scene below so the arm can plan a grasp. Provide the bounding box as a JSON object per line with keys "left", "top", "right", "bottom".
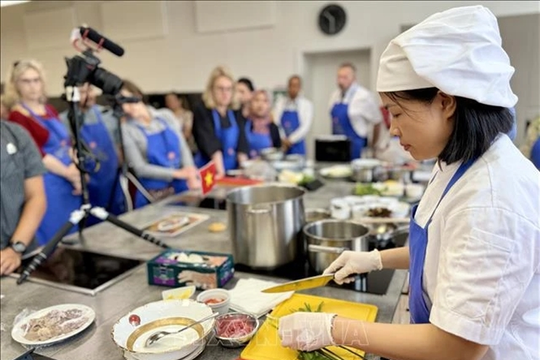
{"left": 64, "top": 49, "right": 123, "bottom": 95}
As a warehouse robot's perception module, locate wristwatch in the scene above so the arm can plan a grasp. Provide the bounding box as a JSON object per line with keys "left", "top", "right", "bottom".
{"left": 10, "top": 241, "right": 27, "bottom": 254}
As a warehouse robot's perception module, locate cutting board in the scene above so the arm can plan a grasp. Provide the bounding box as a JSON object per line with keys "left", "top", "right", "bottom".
{"left": 241, "top": 293, "right": 378, "bottom": 360}
{"left": 216, "top": 177, "right": 263, "bottom": 187}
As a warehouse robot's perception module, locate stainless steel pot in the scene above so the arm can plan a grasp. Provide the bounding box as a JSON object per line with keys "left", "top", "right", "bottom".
{"left": 304, "top": 220, "right": 370, "bottom": 274}
{"left": 227, "top": 185, "right": 305, "bottom": 269}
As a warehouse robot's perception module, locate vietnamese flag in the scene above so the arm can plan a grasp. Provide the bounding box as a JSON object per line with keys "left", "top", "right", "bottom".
{"left": 199, "top": 161, "right": 217, "bottom": 196}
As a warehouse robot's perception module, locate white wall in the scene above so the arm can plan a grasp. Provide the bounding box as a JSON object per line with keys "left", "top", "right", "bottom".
{"left": 2, "top": 1, "right": 538, "bottom": 94}
{"left": 1, "top": 1, "right": 538, "bottom": 143}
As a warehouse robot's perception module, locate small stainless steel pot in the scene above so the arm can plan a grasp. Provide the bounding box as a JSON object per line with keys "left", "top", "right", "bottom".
{"left": 304, "top": 220, "right": 370, "bottom": 274}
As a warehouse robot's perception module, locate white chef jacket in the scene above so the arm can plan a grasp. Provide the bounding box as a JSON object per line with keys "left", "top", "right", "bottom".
{"left": 328, "top": 83, "right": 383, "bottom": 138}
{"left": 273, "top": 95, "right": 313, "bottom": 145}
{"left": 414, "top": 134, "right": 540, "bottom": 359}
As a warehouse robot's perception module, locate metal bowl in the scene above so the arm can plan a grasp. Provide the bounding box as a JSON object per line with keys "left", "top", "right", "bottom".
{"left": 214, "top": 313, "right": 259, "bottom": 348}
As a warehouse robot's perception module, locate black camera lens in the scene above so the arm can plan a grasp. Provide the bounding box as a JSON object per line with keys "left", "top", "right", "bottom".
{"left": 91, "top": 67, "right": 123, "bottom": 95}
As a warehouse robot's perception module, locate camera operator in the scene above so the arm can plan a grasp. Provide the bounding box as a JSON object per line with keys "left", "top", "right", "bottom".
{"left": 120, "top": 80, "right": 200, "bottom": 208}
{"left": 6, "top": 59, "right": 82, "bottom": 246}
{"left": 0, "top": 120, "right": 47, "bottom": 275}
{"left": 59, "top": 83, "right": 125, "bottom": 220}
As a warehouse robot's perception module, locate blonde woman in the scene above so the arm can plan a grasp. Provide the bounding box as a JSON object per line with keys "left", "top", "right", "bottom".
{"left": 6, "top": 60, "right": 82, "bottom": 246}
{"left": 193, "top": 66, "right": 249, "bottom": 178}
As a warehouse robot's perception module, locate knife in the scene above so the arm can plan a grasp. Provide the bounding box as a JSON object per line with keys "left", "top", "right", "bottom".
{"left": 261, "top": 274, "right": 335, "bottom": 293}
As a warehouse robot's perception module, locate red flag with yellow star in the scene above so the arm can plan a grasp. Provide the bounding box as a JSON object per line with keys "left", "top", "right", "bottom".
{"left": 199, "top": 161, "right": 217, "bottom": 196}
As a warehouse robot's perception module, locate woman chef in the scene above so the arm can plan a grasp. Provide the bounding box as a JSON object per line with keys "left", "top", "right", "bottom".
{"left": 278, "top": 6, "right": 540, "bottom": 360}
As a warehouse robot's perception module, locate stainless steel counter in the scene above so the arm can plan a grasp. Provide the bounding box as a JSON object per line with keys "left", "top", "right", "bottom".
{"left": 0, "top": 181, "right": 407, "bottom": 360}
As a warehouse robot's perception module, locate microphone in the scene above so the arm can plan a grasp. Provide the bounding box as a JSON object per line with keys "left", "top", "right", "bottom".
{"left": 79, "top": 27, "right": 125, "bottom": 57}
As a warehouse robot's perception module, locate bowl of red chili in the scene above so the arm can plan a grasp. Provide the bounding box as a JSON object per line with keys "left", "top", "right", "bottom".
{"left": 196, "top": 289, "right": 230, "bottom": 315}
{"left": 214, "top": 313, "right": 259, "bottom": 348}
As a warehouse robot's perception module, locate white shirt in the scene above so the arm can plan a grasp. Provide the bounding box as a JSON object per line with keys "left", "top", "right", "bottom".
{"left": 415, "top": 135, "right": 540, "bottom": 359}
{"left": 273, "top": 95, "right": 313, "bottom": 144}
{"left": 328, "top": 83, "right": 383, "bottom": 138}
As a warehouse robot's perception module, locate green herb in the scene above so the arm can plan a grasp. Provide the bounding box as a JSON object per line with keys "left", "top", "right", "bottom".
{"left": 354, "top": 183, "right": 383, "bottom": 196}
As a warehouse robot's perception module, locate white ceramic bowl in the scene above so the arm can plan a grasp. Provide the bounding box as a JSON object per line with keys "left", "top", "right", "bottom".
{"left": 351, "top": 158, "right": 382, "bottom": 169}
{"left": 330, "top": 199, "right": 351, "bottom": 219}
{"left": 112, "top": 299, "right": 214, "bottom": 360}
{"left": 196, "top": 289, "right": 230, "bottom": 315}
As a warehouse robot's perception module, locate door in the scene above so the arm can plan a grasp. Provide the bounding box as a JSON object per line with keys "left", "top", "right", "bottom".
{"left": 302, "top": 49, "right": 371, "bottom": 159}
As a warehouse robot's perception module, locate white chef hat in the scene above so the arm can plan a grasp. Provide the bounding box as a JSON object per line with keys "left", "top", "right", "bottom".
{"left": 377, "top": 5, "right": 517, "bottom": 108}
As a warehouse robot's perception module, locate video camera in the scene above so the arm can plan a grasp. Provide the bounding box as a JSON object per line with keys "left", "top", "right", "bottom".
{"left": 64, "top": 27, "right": 124, "bottom": 95}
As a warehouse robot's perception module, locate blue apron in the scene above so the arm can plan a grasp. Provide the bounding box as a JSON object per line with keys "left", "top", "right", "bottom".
{"left": 80, "top": 106, "right": 124, "bottom": 220}
{"left": 195, "top": 109, "right": 239, "bottom": 170}
{"left": 331, "top": 89, "right": 367, "bottom": 160}
{"left": 21, "top": 104, "right": 81, "bottom": 246}
{"left": 245, "top": 120, "right": 273, "bottom": 159}
{"left": 408, "top": 159, "right": 476, "bottom": 324}
{"left": 134, "top": 118, "right": 187, "bottom": 208}
{"left": 530, "top": 137, "right": 540, "bottom": 170}
{"left": 281, "top": 110, "right": 306, "bottom": 155}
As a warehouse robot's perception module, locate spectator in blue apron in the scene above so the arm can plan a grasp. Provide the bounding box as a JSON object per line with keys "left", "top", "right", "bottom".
{"left": 328, "top": 63, "right": 383, "bottom": 160}
{"left": 59, "top": 83, "right": 124, "bottom": 221}
{"left": 245, "top": 90, "right": 281, "bottom": 159}
{"left": 6, "top": 59, "right": 82, "bottom": 246}
{"left": 236, "top": 77, "right": 255, "bottom": 120}
{"left": 193, "top": 66, "right": 249, "bottom": 179}
{"left": 279, "top": 6, "right": 539, "bottom": 359}
{"left": 273, "top": 75, "right": 313, "bottom": 156}
{"left": 120, "top": 81, "right": 199, "bottom": 208}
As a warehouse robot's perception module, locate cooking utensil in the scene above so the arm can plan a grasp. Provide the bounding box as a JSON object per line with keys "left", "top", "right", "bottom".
{"left": 351, "top": 158, "right": 382, "bottom": 183}
{"left": 227, "top": 184, "right": 305, "bottom": 269}
{"left": 260, "top": 147, "right": 284, "bottom": 161}
{"left": 145, "top": 312, "right": 218, "bottom": 347}
{"left": 261, "top": 274, "right": 334, "bottom": 293}
{"left": 304, "top": 220, "right": 370, "bottom": 274}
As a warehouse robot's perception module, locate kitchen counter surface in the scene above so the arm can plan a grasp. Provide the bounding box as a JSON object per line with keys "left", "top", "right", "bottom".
{"left": 1, "top": 181, "right": 407, "bottom": 360}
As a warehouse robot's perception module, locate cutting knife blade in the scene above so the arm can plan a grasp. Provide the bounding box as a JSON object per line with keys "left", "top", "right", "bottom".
{"left": 261, "top": 274, "right": 335, "bottom": 293}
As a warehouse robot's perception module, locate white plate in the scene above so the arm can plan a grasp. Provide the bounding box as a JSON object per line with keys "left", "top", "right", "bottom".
{"left": 12, "top": 304, "right": 95, "bottom": 346}
{"left": 319, "top": 165, "right": 352, "bottom": 178}
{"left": 124, "top": 341, "right": 205, "bottom": 360}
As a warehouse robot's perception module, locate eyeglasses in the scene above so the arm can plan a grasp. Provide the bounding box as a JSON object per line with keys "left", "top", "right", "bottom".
{"left": 214, "top": 86, "right": 233, "bottom": 93}
{"left": 18, "top": 77, "right": 41, "bottom": 85}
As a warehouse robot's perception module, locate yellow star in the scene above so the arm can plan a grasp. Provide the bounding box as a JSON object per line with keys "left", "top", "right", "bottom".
{"left": 204, "top": 172, "right": 214, "bottom": 187}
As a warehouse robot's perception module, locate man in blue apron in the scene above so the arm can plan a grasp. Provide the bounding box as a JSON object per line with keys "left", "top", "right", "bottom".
{"left": 329, "top": 63, "right": 383, "bottom": 160}
{"left": 21, "top": 104, "right": 82, "bottom": 246}
{"left": 274, "top": 76, "right": 313, "bottom": 156}
{"left": 60, "top": 84, "right": 124, "bottom": 222}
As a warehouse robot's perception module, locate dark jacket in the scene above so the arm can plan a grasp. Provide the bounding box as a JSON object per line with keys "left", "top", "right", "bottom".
{"left": 192, "top": 103, "right": 249, "bottom": 158}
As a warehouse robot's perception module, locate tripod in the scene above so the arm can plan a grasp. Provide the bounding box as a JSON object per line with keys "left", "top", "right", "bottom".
{"left": 17, "top": 86, "right": 170, "bottom": 285}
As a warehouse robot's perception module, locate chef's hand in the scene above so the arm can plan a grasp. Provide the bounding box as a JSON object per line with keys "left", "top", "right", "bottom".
{"left": 278, "top": 312, "right": 337, "bottom": 351}
{"left": 63, "top": 164, "right": 83, "bottom": 195}
{"left": 323, "top": 250, "right": 383, "bottom": 284}
{"left": 0, "top": 248, "right": 22, "bottom": 276}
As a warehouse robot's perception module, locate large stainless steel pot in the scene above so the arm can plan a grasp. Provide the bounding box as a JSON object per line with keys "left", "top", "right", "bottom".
{"left": 304, "top": 220, "right": 370, "bottom": 274}
{"left": 227, "top": 185, "right": 305, "bottom": 269}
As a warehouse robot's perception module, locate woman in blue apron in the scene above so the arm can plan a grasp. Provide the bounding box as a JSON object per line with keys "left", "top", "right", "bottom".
{"left": 278, "top": 6, "right": 540, "bottom": 359}
{"left": 119, "top": 82, "right": 198, "bottom": 209}
{"left": 245, "top": 90, "right": 281, "bottom": 158}
{"left": 6, "top": 60, "right": 82, "bottom": 246}
{"left": 79, "top": 106, "right": 124, "bottom": 217}
{"left": 192, "top": 66, "right": 249, "bottom": 179}
{"left": 21, "top": 104, "right": 82, "bottom": 245}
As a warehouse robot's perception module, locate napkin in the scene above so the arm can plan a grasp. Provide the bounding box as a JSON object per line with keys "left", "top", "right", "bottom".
{"left": 229, "top": 278, "right": 294, "bottom": 318}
